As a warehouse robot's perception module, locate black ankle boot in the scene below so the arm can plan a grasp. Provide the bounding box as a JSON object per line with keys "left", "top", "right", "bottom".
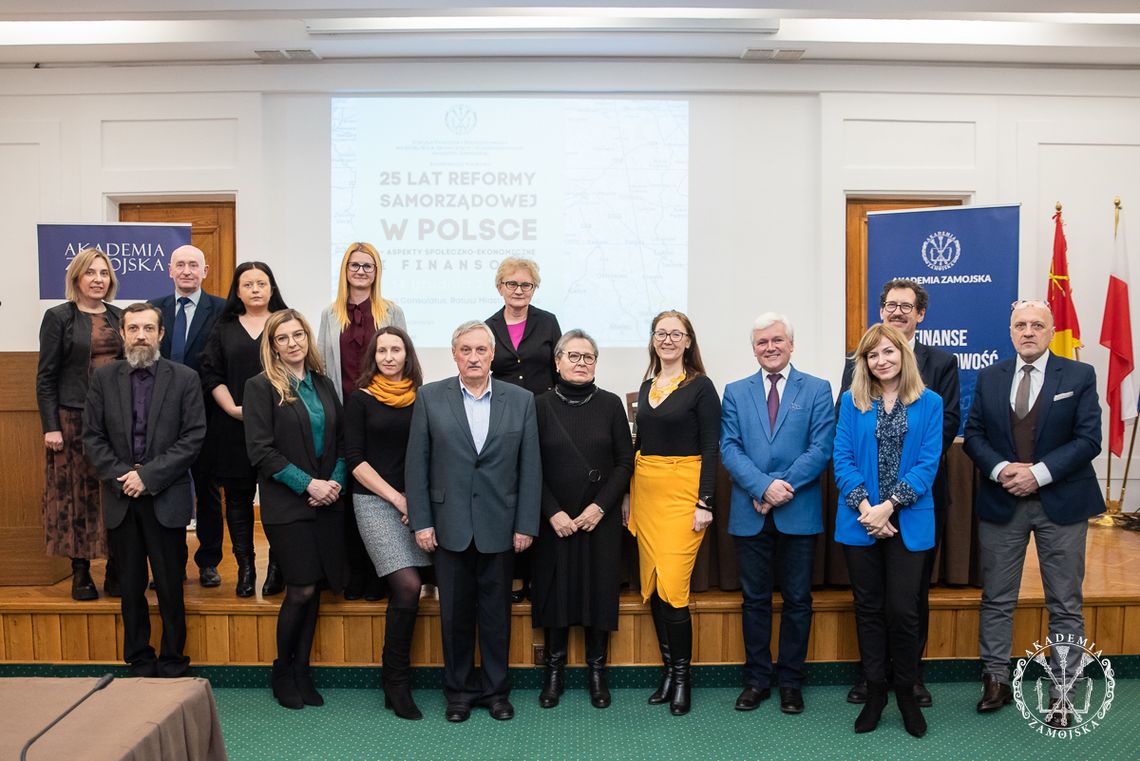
{"left": 586, "top": 627, "right": 611, "bottom": 709}
{"left": 293, "top": 661, "right": 324, "bottom": 707}
{"left": 382, "top": 606, "right": 423, "bottom": 720}
{"left": 855, "top": 681, "right": 888, "bottom": 733}
{"left": 539, "top": 627, "right": 568, "bottom": 708}
{"left": 235, "top": 557, "right": 255, "bottom": 598}
{"left": 71, "top": 558, "right": 97, "bottom": 601}
{"left": 662, "top": 606, "right": 693, "bottom": 716}
{"left": 896, "top": 682, "right": 927, "bottom": 738}
{"left": 262, "top": 557, "right": 285, "bottom": 597}
{"left": 271, "top": 659, "right": 303, "bottom": 710}
{"left": 647, "top": 597, "right": 674, "bottom": 705}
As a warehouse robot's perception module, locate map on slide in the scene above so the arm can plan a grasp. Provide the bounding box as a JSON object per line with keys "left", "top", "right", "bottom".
{"left": 331, "top": 97, "right": 689, "bottom": 347}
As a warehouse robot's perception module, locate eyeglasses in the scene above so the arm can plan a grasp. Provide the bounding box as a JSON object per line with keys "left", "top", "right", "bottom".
{"left": 348, "top": 262, "right": 376, "bottom": 273}
{"left": 273, "top": 330, "right": 308, "bottom": 347}
{"left": 882, "top": 301, "right": 915, "bottom": 314}
{"left": 562, "top": 351, "right": 597, "bottom": 366}
{"left": 653, "top": 330, "right": 688, "bottom": 343}
{"left": 500, "top": 280, "right": 535, "bottom": 293}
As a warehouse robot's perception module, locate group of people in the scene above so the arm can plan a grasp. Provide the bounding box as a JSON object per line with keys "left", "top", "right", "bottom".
{"left": 37, "top": 243, "right": 1103, "bottom": 735}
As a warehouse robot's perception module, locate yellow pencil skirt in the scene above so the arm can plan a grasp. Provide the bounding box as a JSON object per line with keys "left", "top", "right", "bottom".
{"left": 628, "top": 453, "right": 706, "bottom": 607}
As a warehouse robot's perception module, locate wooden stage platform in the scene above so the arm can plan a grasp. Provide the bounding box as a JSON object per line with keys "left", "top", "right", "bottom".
{"left": 1, "top": 526, "right": 1137, "bottom": 668}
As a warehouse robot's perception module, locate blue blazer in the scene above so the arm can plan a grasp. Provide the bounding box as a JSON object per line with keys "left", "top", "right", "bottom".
{"left": 151, "top": 291, "right": 226, "bottom": 374}
{"left": 963, "top": 353, "right": 1101, "bottom": 526}
{"left": 833, "top": 388, "right": 942, "bottom": 551}
{"left": 721, "top": 367, "right": 835, "bottom": 537}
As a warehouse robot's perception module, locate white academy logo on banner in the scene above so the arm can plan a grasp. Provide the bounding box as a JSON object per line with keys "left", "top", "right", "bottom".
{"left": 1011, "top": 633, "right": 1115, "bottom": 739}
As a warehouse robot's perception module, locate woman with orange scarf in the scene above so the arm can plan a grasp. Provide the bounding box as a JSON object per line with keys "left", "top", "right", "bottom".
{"left": 344, "top": 326, "right": 430, "bottom": 720}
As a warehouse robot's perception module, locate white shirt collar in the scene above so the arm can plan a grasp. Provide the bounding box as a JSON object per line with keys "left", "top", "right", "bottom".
{"left": 1015, "top": 351, "right": 1050, "bottom": 376}
{"left": 177, "top": 288, "right": 202, "bottom": 307}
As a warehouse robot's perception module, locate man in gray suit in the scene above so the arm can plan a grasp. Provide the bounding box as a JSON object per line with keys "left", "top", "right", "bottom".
{"left": 84, "top": 302, "right": 206, "bottom": 677}
{"left": 407, "top": 320, "right": 541, "bottom": 722}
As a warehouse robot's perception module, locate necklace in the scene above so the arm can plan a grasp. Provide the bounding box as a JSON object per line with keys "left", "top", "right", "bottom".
{"left": 648, "top": 373, "right": 683, "bottom": 405}
{"left": 554, "top": 386, "right": 596, "bottom": 407}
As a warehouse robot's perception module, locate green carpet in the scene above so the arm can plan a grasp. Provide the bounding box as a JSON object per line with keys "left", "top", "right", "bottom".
{"left": 212, "top": 681, "right": 1140, "bottom": 760}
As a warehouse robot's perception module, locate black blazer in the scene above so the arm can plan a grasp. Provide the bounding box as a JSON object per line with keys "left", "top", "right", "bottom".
{"left": 151, "top": 291, "right": 226, "bottom": 373}
{"left": 486, "top": 305, "right": 562, "bottom": 397}
{"left": 243, "top": 372, "right": 345, "bottom": 525}
{"left": 36, "top": 301, "right": 123, "bottom": 432}
{"left": 964, "top": 353, "right": 1101, "bottom": 525}
{"left": 82, "top": 359, "right": 207, "bottom": 530}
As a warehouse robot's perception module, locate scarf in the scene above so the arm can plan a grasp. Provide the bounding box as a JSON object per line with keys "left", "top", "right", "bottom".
{"left": 364, "top": 373, "right": 416, "bottom": 408}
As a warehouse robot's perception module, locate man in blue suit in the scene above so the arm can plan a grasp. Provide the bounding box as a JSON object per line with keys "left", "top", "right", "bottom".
{"left": 721, "top": 313, "right": 835, "bottom": 714}
{"left": 964, "top": 299, "right": 1101, "bottom": 727}
{"left": 150, "top": 244, "right": 227, "bottom": 588}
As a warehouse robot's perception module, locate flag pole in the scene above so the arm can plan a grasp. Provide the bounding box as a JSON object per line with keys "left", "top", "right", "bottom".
{"left": 1098, "top": 197, "right": 1127, "bottom": 527}
{"left": 1056, "top": 202, "right": 1083, "bottom": 362}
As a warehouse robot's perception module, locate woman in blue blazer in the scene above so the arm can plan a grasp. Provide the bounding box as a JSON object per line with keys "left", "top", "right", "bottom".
{"left": 833, "top": 323, "right": 942, "bottom": 739}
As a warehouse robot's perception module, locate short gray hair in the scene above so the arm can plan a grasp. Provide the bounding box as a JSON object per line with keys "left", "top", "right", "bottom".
{"left": 751, "top": 312, "right": 794, "bottom": 343}
{"left": 554, "top": 329, "right": 598, "bottom": 358}
{"left": 451, "top": 320, "right": 496, "bottom": 351}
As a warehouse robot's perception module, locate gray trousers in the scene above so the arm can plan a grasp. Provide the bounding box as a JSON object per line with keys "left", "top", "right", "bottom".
{"left": 978, "top": 498, "right": 1087, "bottom": 684}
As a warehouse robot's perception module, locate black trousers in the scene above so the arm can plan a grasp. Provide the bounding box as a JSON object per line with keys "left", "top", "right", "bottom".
{"left": 434, "top": 542, "right": 514, "bottom": 705}
{"left": 843, "top": 534, "right": 929, "bottom": 686}
{"left": 108, "top": 496, "right": 189, "bottom": 677}
{"left": 190, "top": 457, "right": 224, "bottom": 569}
{"left": 915, "top": 467, "right": 949, "bottom": 679}
{"left": 218, "top": 476, "right": 257, "bottom": 560}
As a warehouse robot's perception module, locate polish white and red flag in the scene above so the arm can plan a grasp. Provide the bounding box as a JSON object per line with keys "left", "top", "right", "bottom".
{"left": 1100, "top": 208, "right": 1137, "bottom": 457}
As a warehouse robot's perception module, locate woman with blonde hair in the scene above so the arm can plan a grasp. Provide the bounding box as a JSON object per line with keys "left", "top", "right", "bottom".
{"left": 629, "top": 310, "right": 720, "bottom": 716}
{"left": 833, "top": 323, "right": 942, "bottom": 739}
{"left": 36, "top": 248, "right": 123, "bottom": 599}
{"left": 245, "top": 309, "right": 347, "bottom": 710}
{"left": 318, "top": 242, "right": 406, "bottom": 600}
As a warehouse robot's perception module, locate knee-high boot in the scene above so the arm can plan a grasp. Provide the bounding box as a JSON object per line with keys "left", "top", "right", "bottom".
{"left": 647, "top": 595, "right": 674, "bottom": 705}
{"left": 585, "top": 627, "right": 611, "bottom": 709}
{"left": 382, "top": 606, "right": 423, "bottom": 720}
{"left": 539, "top": 627, "right": 568, "bottom": 708}
{"left": 662, "top": 604, "right": 693, "bottom": 716}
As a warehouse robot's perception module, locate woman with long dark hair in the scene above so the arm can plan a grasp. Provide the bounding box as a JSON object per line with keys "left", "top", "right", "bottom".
{"left": 200, "top": 261, "right": 288, "bottom": 597}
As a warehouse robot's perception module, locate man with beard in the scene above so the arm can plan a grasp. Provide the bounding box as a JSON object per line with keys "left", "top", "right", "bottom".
{"left": 84, "top": 303, "right": 206, "bottom": 676}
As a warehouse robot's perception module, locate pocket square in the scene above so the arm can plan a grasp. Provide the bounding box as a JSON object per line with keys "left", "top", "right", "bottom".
{"left": 790, "top": 403, "right": 803, "bottom": 410}
{"left": 1053, "top": 391, "right": 1074, "bottom": 401}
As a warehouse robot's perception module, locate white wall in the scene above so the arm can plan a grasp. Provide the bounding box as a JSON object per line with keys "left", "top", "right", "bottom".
{"left": 2, "top": 60, "right": 1139, "bottom": 507}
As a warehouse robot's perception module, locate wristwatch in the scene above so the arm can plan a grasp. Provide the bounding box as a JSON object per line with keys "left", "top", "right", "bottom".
{"left": 888, "top": 495, "right": 902, "bottom": 511}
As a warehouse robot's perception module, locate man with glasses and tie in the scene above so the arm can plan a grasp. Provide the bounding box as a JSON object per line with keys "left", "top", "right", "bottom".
{"left": 839, "top": 278, "right": 960, "bottom": 707}
{"left": 964, "top": 299, "right": 1101, "bottom": 727}
{"left": 721, "top": 313, "right": 835, "bottom": 714}
{"left": 150, "top": 245, "right": 227, "bottom": 588}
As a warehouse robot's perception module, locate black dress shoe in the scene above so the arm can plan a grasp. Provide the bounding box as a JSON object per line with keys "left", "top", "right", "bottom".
{"left": 363, "top": 577, "right": 385, "bottom": 602}
{"left": 847, "top": 677, "right": 868, "bottom": 704}
{"left": 914, "top": 681, "right": 932, "bottom": 708}
{"left": 129, "top": 660, "right": 158, "bottom": 678}
{"left": 199, "top": 567, "right": 221, "bottom": 587}
{"left": 343, "top": 575, "right": 364, "bottom": 601}
{"left": 445, "top": 703, "right": 470, "bottom": 723}
{"left": 976, "top": 674, "right": 1012, "bottom": 713}
{"left": 70, "top": 560, "right": 98, "bottom": 601}
{"left": 488, "top": 699, "right": 515, "bottom": 720}
{"left": 779, "top": 687, "right": 804, "bottom": 714}
{"left": 510, "top": 583, "right": 529, "bottom": 604}
{"left": 1044, "top": 698, "right": 1072, "bottom": 729}
{"left": 734, "top": 686, "right": 770, "bottom": 711}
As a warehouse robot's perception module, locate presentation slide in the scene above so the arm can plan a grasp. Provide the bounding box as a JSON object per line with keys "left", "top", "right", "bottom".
{"left": 331, "top": 97, "right": 689, "bottom": 347}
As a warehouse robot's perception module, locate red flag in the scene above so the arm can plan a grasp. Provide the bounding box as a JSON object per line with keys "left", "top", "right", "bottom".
{"left": 1100, "top": 209, "right": 1136, "bottom": 457}
{"left": 1047, "top": 210, "right": 1081, "bottom": 358}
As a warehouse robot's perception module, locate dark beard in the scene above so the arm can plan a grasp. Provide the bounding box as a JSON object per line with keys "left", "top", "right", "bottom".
{"left": 126, "top": 345, "right": 160, "bottom": 369}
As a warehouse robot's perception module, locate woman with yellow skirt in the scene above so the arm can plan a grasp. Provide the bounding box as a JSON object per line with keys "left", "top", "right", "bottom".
{"left": 628, "top": 310, "right": 720, "bottom": 716}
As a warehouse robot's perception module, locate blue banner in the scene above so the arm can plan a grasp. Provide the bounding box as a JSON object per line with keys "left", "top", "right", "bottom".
{"left": 38, "top": 223, "right": 192, "bottom": 301}
{"left": 867, "top": 204, "right": 1020, "bottom": 435}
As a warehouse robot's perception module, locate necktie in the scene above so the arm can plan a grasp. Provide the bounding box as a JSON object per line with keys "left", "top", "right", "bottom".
{"left": 767, "top": 373, "right": 782, "bottom": 431}
{"left": 171, "top": 296, "right": 191, "bottom": 363}
{"left": 1014, "top": 365, "right": 1033, "bottom": 419}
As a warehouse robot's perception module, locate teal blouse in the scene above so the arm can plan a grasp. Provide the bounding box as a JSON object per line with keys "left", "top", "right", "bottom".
{"left": 271, "top": 371, "right": 347, "bottom": 495}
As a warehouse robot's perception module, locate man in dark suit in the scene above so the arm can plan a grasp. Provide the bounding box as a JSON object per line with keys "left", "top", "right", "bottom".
{"left": 839, "top": 278, "right": 960, "bottom": 707}
{"left": 721, "top": 313, "right": 834, "bottom": 715}
{"left": 83, "top": 302, "right": 206, "bottom": 677}
{"left": 150, "top": 244, "right": 227, "bottom": 587}
{"left": 964, "top": 299, "right": 1101, "bottom": 727}
{"left": 406, "top": 320, "right": 541, "bottom": 723}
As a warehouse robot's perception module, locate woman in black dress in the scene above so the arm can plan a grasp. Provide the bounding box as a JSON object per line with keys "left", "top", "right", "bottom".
{"left": 245, "top": 309, "right": 347, "bottom": 710}
{"left": 344, "top": 326, "right": 431, "bottom": 720}
{"left": 200, "top": 261, "right": 288, "bottom": 597}
{"left": 485, "top": 256, "right": 561, "bottom": 604}
{"left": 36, "top": 248, "right": 123, "bottom": 599}
{"left": 533, "top": 330, "right": 633, "bottom": 710}
{"left": 629, "top": 310, "right": 720, "bottom": 716}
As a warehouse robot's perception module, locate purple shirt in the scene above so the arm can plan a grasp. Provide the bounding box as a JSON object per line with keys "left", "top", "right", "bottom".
{"left": 507, "top": 320, "right": 526, "bottom": 350}
{"left": 130, "top": 365, "right": 156, "bottom": 464}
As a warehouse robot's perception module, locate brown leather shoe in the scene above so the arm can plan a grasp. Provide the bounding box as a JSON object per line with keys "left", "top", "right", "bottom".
{"left": 976, "top": 674, "right": 1012, "bottom": 713}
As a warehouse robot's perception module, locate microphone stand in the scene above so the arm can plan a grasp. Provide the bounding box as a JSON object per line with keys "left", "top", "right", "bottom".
{"left": 20, "top": 673, "right": 115, "bottom": 761}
